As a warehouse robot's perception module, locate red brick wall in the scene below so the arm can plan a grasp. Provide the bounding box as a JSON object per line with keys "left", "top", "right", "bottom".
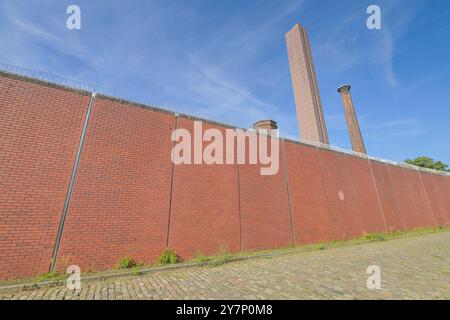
{"left": 402, "top": 169, "right": 436, "bottom": 227}
{"left": 388, "top": 165, "right": 422, "bottom": 229}
{"left": 446, "top": 176, "right": 450, "bottom": 218}
{"left": 0, "top": 75, "right": 89, "bottom": 280}
{"left": 369, "top": 161, "right": 405, "bottom": 231}
{"left": 239, "top": 138, "right": 293, "bottom": 251}
{"left": 317, "top": 150, "right": 366, "bottom": 239}
{"left": 55, "top": 97, "right": 175, "bottom": 271}
{"left": 168, "top": 118, "right": 241, "bottom": 258}
{"left": 2, "top": 73, "right": 450, "bottom": 281}
{"left": 421, "top": 172, "right": 450, "bottom": 226}
{"left": 345, "top": 156, "right": 386, "bottom": 234}
{"left": 447, "top": 176, "right": 450, "bottom": 223}
{"left": 444, "top": 177, "right": 450, "bottom": 198}
{"left": 284, "top": 142, "right": 333, "bottom": 244}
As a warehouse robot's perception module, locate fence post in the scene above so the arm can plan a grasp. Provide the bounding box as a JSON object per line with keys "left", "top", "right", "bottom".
{"left": 418, "top": 169, "right": 438, "bottom": 227}
{"left": 49, "top": 92, "right": 96, "bottom": 272}
{"left": 281, "top": 139, "right": 296, "bottom": 245}
{"left": 237, "top": 164, "right": 243, "bottom": 251}
{"left": 165, "top": 114, "right": 179, "bottom": 248}
{"left": 366, "top": 157, "right": 388, "bottom": 232}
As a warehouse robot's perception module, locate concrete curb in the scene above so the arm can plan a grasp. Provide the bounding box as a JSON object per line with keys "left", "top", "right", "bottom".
{"left": 0, "top": 252, "right": 283, "bottom": 293}
{"left": 1, "top": 229, "right": 448, "bottom": 293}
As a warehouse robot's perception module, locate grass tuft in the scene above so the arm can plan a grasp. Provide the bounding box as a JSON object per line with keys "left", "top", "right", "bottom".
{"left": 1, "top": 226, "right": 448, "bottom": 287}
{"left": 117, "top": 257, "right": 137, "bottom": 269}
{"left": 158, "top": 249, "right": 179, "bottom": 265}
{"left": 360, "top": 232, "right": 386, "bottom": 242}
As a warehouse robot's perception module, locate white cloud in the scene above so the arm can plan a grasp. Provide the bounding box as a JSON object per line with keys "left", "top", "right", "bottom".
{"left": 328, "top": 113, "right": 425, "bottom": 138}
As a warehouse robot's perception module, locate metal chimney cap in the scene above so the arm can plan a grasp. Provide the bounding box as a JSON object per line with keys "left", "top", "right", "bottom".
{"left": 337, "top": 84, "right": 351, "bottom": 93}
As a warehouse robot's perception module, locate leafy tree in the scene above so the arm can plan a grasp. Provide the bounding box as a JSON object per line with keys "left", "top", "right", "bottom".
{"left": 404, "top": 157, "right": 449, "bottom": 172}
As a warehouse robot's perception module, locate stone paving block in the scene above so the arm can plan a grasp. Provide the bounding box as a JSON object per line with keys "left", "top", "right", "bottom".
{"left": 0, "top": 232, "right": 449, "bottom": 300}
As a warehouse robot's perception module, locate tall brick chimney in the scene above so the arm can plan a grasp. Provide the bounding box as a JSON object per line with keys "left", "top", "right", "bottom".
{"left": 286, "top": 24, "right": 329, "bottom": 145}
{"left": 337, "top": 84, "right": 367, "bottom": 154}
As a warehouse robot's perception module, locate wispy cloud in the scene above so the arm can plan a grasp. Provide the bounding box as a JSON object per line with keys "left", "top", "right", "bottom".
{"left": 151, "top": 0, "right": 305, "bottom": 133}
{"left": 189, "top": 57, "right": 275, "bottom": 111}
{"left": 372, "top": 0, "right": 424, "bottom": 87}
{"left": 314, "top": 0, "right": 422, "bottom": 88}
{"left": 1, "top": 0, "right": 449, "bottom": 163}
{"left": 328, "top": 113, "right": 425, "bottom": 137}
{"left": 379, "top": 28, "right": 397, "bottom": 87}
{"left": 0, "top": 1, "right": 93, "bottom": 73}
{"left": 10, "top": 17, "right": 62, "bottom": 43}
{"left": 314, "top": 11, "right": 363, "bottom": 72}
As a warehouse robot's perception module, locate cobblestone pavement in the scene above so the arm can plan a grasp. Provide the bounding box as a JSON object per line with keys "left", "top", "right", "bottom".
{"left": 1, "top": 232, "right": 449, "bottom": 300}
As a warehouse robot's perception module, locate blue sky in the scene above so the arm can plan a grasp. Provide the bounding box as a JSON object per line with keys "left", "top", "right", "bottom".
{"left": 1, "top": 0, "right": 449, "bottom": 163}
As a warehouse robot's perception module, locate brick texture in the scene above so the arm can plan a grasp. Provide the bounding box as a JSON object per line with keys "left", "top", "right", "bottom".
{"left": 402, "top": 169, "right": 436, "bottom": 227}
{"left": 285, "top": 24, "right": 329, "bottom": 144}
{"left": 420, "top": 172, "right": 450, "bottom": 226}
{"left": 0, "top": 75, "right": 89, "bottom": 280}
{"left": 168, "top": 118, "right": 241, "bottom": 259}
{"left": 447, "top": 176, "right": 450, "bottom": 223}
{"left": 284, "top": 142, "right": 333, "bottom": 244}
{"left": 1, "top": 73, "right": 450, "bottom": 281}
{"left": 55, "top": 97, "right": 175, "bottom": 271}
{"left": 446, "top": 177, "right": 450, "bottom": 214}
{"left": 345, "top": 156, "right": 386, "bottom": 233}
{"left": 239, "top": 138, "right": 293, "bottom": 251}
{"left": 338, "top": 86, "right": 367, "bottom": 154}
{"left": 369, "top": 161, "right": 405, "bottom": 231}
{"left": 388, "top": 165, "right": 422, "bottom": 229}
{"left": 317, "top": 150, "right": 365, "bottom": 239}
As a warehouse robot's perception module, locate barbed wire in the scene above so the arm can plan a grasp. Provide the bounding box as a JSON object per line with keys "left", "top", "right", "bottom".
{"left": 0, "top": 62, "right": 95, "bottom": 92}
{"left": 0, "top": 62, "right": 238, "bottom": 129}
{"left": 0, "top": 62, "right": 448, "bottom": 177}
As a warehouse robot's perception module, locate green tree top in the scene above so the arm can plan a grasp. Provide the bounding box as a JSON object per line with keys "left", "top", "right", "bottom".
{"left": 404, "top": 156, "right": 449, "bottom": 172}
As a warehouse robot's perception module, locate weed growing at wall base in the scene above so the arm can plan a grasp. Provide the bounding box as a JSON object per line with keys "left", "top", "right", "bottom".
{"left": 158, "top": 249, "right": 179, "bottom": 265}
{"left": 1, "top": 72, "right": 449, "bottom": 282}
{"left": 117, "top": 257, "right": 137, "bottom": 269}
